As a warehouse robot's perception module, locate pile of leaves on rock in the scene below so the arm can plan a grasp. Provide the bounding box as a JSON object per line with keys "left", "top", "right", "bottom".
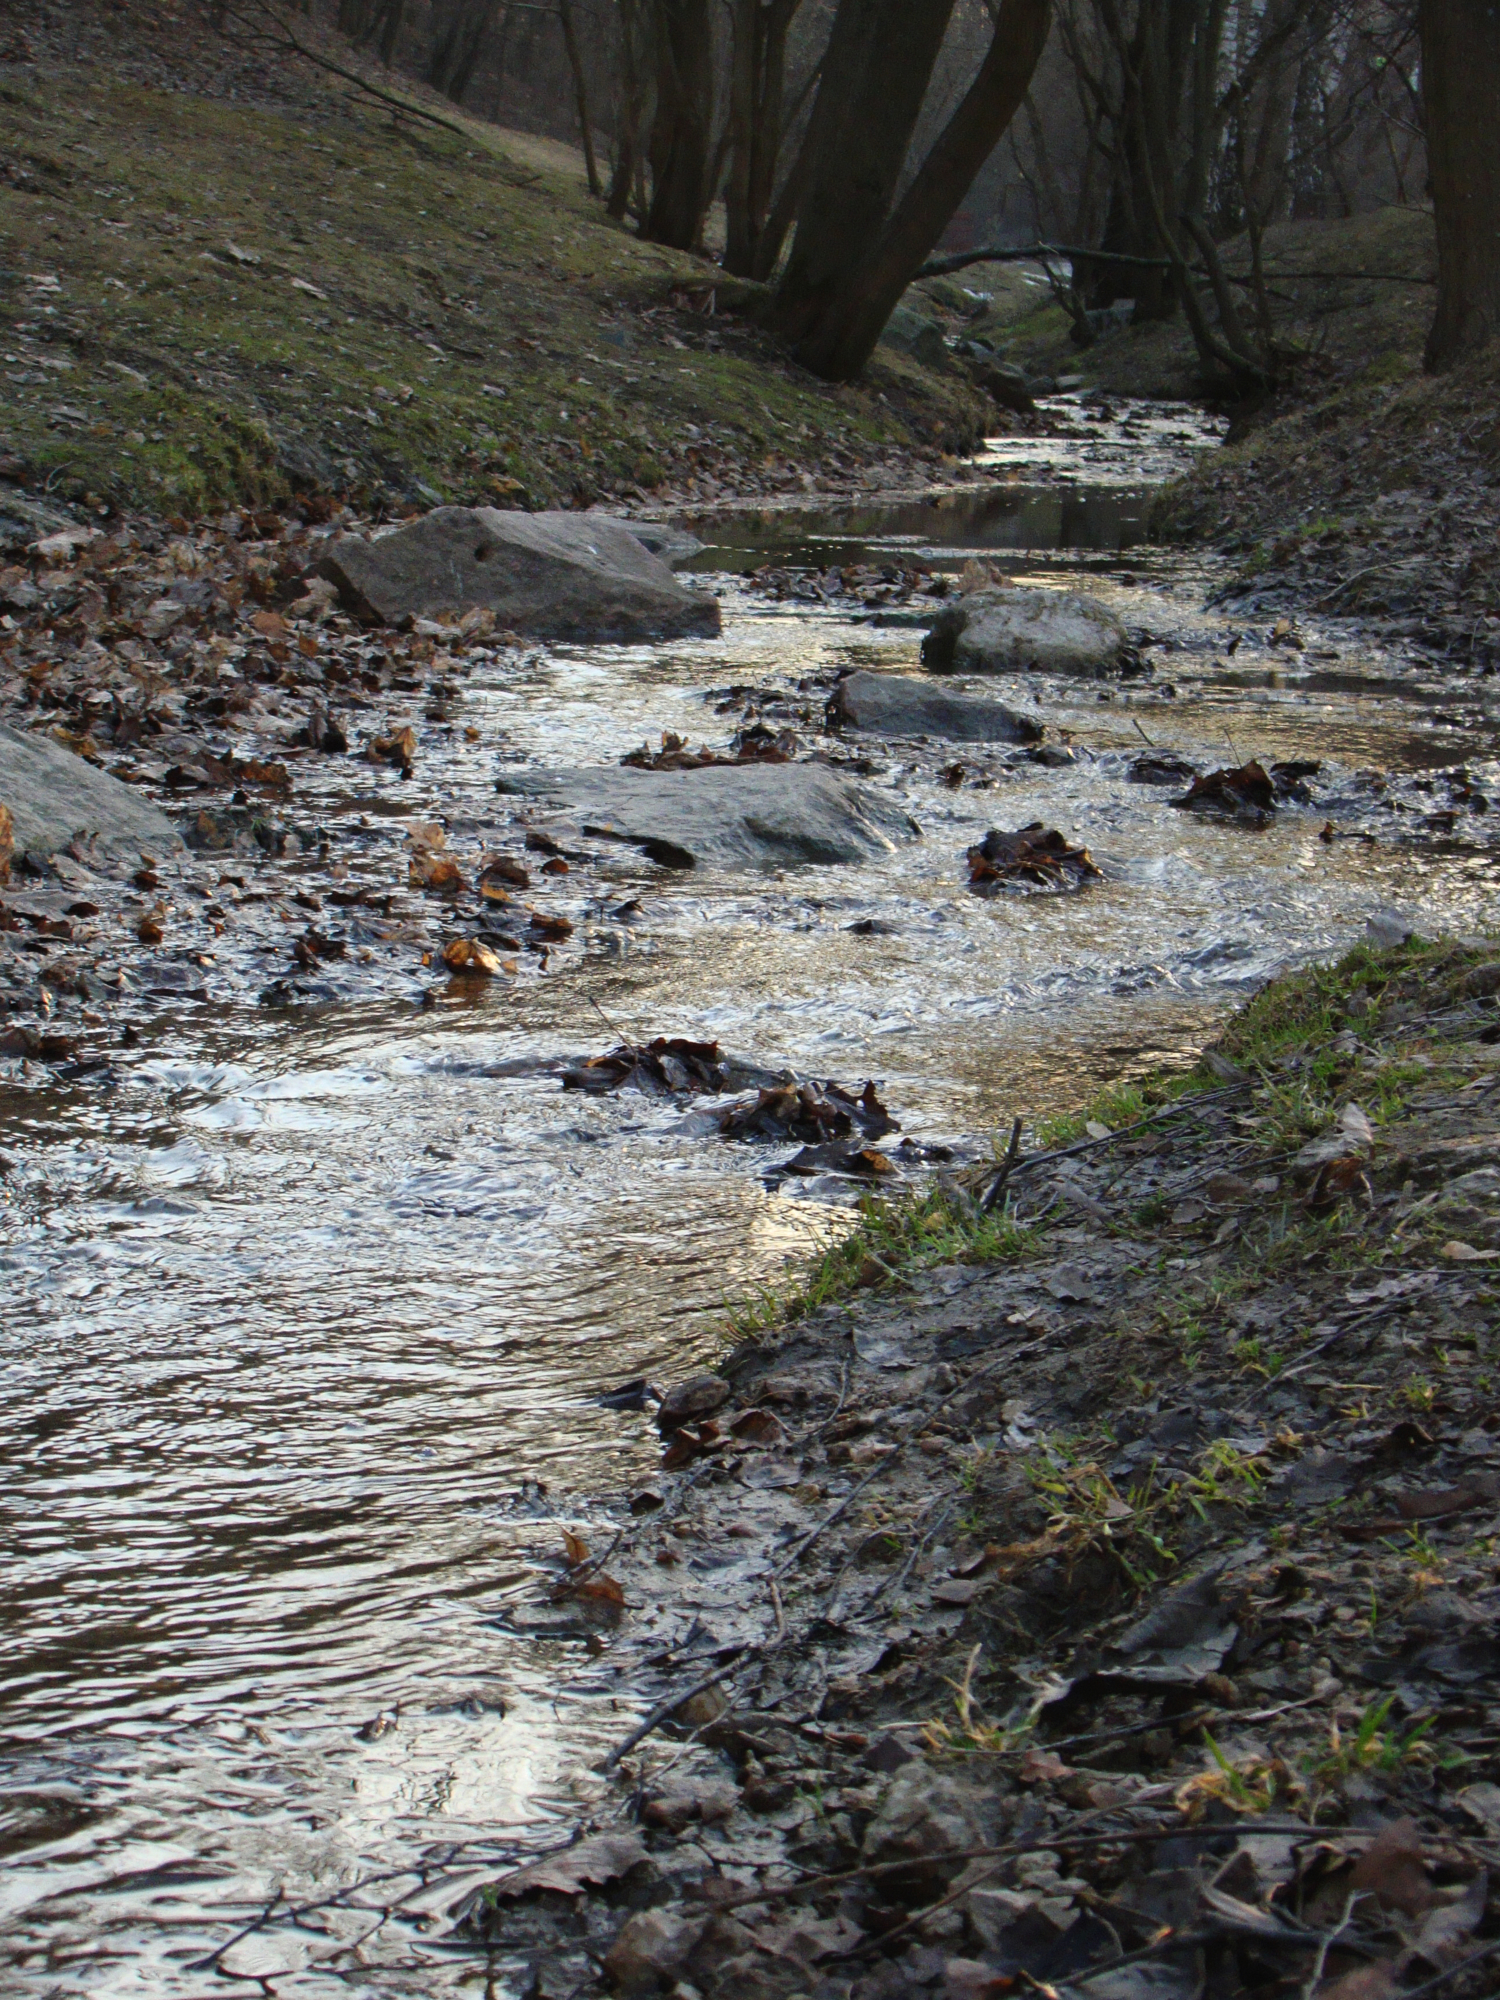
{"left": 622, "top": 724, "right": 801, "bottom": 770}
{"left": 562, "top": 1034, "right": 906, "bottom": 1182}
{"left": 967, "top": 824, "right": 1102, "bottom": 894}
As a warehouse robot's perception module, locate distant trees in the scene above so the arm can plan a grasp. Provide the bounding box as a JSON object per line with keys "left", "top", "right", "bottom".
{"left": 1419, "top": 0, "right": 1500, "bottom": 370}
{"left": 298, "top": 0, "right": 1483, "bottom": 398}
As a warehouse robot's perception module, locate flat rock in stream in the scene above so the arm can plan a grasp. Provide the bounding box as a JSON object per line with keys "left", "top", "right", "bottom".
{"left": 314, "top": 507, "right": 721, "bottom": 642}
{"left": 0, "top": 725, "right": 181, "bottom": 862}
{"left": 494, "top": 763, "right": 918, "bottom": 869}
{"left": 829, "top": 670, "right": 1043, "bottom": 744}
{"left": 921, "top": 585, "right": 1129, "bottom": 678}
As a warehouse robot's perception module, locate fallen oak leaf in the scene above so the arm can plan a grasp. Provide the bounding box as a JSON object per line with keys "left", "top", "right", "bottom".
{"left": 1348, "top": 1818, "right": 1435, "bottom": 1917}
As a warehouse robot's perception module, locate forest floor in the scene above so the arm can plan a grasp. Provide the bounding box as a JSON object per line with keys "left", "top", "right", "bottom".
{"left": 440, "top": 937, "right": 1500, "bottom": 2000}
{"left": 0, "top": 1, "right": 992, "bottom": 527}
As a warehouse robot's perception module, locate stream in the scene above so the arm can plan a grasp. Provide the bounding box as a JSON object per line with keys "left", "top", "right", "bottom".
{"left": 3, "top": 397, "right": 1499, "bottom": 1995}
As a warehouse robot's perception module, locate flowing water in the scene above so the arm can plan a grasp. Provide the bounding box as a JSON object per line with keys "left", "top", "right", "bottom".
{"left": 4, "top": 399, "right": 1498, "bottom": 1994}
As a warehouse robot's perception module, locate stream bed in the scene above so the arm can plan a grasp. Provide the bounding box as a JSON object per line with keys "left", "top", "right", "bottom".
{"left": 3, "top": 398, "right": 1499, "bottom": 1994}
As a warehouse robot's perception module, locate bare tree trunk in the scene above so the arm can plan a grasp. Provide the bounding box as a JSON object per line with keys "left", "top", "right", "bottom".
{"left": 642, "top": 0, "right": 716, "bottom": 249}
{"left": 372, "top": 0, "right": 405, "bottom": 66}
{"left": 775, "top": 0, "right": 1053, "bottom": 381}
{"left": 1241, "top": 0, "right": 1301, "bottom": 222}
{"left": 772, "top": 0, "right": 963, "bottom": 347}
{"left": 1420, "top": 0, "right": 1500, "bottom": 370}
{"left": 449, "top": 0, "right": 499, "bottom": 102}
{"left": 608, "top": 0, "right": 650, "bottom": 219}
{"left": 724, "top": 0, "right": 804, "bottom": 278}
{"left": 428, "top": 0, "right": 497, "bottom": 100}
{"left": 558, "top": 0, "right": 601, "bottom": 194}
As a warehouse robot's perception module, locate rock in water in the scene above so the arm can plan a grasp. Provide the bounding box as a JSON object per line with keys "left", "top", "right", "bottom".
{"left": 0, "top": 725, "right": 181, "bottom": 862}
{"left": 314, "top": 507, "right": 722, "bottom": 642}
{"left": 618, "top": 520, "right": 707, "bottom": 570}
{"left": 922, "top": 585, "right": 1128, "bottom": 677}
{"left": 494, "top": 762, "right": 919, "bottom": 870}
{"left": 829, "top": 669, "right": 1043, "bottom": 744}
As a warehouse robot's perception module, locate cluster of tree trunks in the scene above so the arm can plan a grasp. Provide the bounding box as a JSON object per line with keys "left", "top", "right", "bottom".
{"left": 312, "top": 0, "right": 1500, "bottom": 394}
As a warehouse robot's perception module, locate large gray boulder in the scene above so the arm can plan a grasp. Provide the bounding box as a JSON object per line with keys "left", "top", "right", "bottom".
{"left": 829, "top": 669, "right": 1043, "bottom": 744}
{"left": 495, "top": 762, "right": 918, "bottom": 870}
{"left": 0, "top": 725, "right": 181, "bottom": 863}
{"left": 922, "top": 585, "right": 1129, "bottom": 677}
{"left": 315, "top": 507, "right": 721, "bottom": 642}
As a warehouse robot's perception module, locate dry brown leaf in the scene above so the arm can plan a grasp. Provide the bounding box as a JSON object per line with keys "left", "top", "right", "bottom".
{"left": 441, "top": 937, "right": 501, "bottom": 974}
{"left": 487, "top": 1832, "right": 647, "bottom": 1900}
{"left": 478, "top": 854, "right": 530, "bottom": 888}
{"left": 1349, "top": 1818, "right": 1435, "bottom": 1916}
{"left": 412, "top": 853, "right": 463, "bottom": 894}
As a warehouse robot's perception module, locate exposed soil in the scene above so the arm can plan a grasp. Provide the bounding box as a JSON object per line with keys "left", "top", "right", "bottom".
{"left": 365, "top": 938, "right": 1500, "bottom": 2000}
{"left": 1153, "top": 344, "right": 1500, "bottom": 671}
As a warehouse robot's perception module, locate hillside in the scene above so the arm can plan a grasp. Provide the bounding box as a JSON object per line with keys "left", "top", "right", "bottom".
{"left": 0, "top": 2, "right": 986, "bottom": 522}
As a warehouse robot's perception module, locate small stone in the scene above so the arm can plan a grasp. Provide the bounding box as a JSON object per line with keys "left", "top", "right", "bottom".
{"left": 656, "top": 1374, "right": 732, "bottom": 1430}
{"left": 603, "top": 1908, "right": 706, "bottom": 1995}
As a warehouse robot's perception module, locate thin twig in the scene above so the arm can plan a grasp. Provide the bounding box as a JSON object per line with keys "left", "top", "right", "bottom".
{"left": 599, "top": 1648, "right": 752, "bottom": 1773}
{"left": 1299, "top": 1891, "right": 1358, "bottom": 2000}
{"left": 702, "top": 1816, "right": 1326, "bottom": 1916}
{"left": 1002, "top": 1084, "right": 1251, "bottom": 1185}
{"left": 981, "top": 1115, "right": 1025, "bottom": 1212}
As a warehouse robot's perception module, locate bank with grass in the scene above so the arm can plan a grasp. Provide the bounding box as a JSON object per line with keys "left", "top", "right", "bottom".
{"left": 446, "top": 931, "right": 1500, "bottom": 1996}
{"left": 0, "top": 11, "right": 985, "bottom": 523}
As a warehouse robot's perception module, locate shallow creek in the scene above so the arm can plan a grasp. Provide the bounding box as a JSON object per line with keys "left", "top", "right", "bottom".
{"left": 3, "top": 399, "right": 1499, "bottom": 1993}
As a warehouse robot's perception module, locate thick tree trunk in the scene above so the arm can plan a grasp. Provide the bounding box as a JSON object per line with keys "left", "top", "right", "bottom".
{"left": 724, "top": 0, "right": 803, "bottom": 279}
{"left": 1420, "top": 0, "right": 1500, "bottom": 371}
{"left": 772, "top": 0, "right": 961, "bottom": 346}
{"left": 777, "top": 0, "right": 1052, "bottom": 382}
{"left": 643, "top": 0, "right": 716, "bottom": 250}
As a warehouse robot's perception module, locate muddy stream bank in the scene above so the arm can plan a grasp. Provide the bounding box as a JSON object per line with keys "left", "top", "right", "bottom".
{"left": 3, "top": 398, "right": 1499, "bottom": 1995}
